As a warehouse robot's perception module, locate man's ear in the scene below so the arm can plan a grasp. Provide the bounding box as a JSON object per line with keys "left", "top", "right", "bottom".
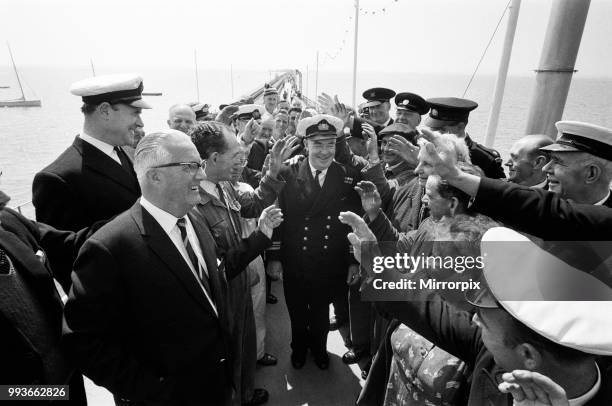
{"left": 457, "top": 122, "right": 467, "bottom": 132}
{"left": 514, "top": 343, "right": 543, "bottom": 371}
{"left": 533, "top": 155, "right": 549, "bottom": 170}
{"left": 585, "top": 163, "right": 602, "bottom": 184}
{"left": 147, "top": 168, "right": 161, "bottom": 184}
{"left": 98, "top": 102, "right": 112, "bottom": 120}
{"left": 449, "top": 196, "right": 460, "bottom": 216}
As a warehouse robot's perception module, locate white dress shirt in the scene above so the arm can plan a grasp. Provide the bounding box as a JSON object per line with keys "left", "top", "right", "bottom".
{"left": 79, "top": 131, "right": 122, "bottom": 165}
{"left": 139, "top": 197, "right": 217, "bottom": 316}
{"left": 309, "top": 163, "right": 328, "bottom": 187}
{"left": 594, "top": 190, "right": 611, "bottom": 206}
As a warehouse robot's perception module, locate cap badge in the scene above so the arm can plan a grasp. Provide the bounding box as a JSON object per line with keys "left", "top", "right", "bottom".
{"left": 370, "top": 92, "right": 375, "bottom": 98}
{"left": 317, "top": 122, "right": 330, "bottom": 131}
{"left": 432, "top": 109, "right": 438, "bottom": 117}
{"left": 402, "top": 100, "right": 409, "bottom": 106}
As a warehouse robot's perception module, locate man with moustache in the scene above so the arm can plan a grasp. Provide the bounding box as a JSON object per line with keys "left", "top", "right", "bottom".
{"left": 540, "top": 121, "right": 612, "bottom": 206}
{"left": 504, "top": 134, "right": 553, "bottom": 188}
{"left": 167, "top": 104, "right": 197, "bottom": 134}
{"left": 32, "top": 74, "right": 149, "bottom": 231}
{"left": 63, "top": 130, "right": 283, "bottom": 406}
{"left": 189, "top": 122, "right": 287, "bottom": 406}
{"left": 266, "top": 115, "right": 362, "bottom": 370}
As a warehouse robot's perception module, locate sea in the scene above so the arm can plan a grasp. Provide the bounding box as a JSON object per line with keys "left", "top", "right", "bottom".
{"left": 1, "top": 66, "right": 612, "bottom": 211}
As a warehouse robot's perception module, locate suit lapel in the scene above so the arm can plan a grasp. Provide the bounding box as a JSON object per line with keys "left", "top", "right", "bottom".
{"left": 131, "top": 204, "right": 217, "bottom": 317}
{"left": 296, "top": 159, "right": 317, "bottom": 201}
{"left": 74, "top": 137, "right": 140, "bottom": 194}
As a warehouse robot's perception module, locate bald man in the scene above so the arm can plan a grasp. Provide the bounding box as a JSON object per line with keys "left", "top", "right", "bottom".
{"left": 504, "top": 134, "right": 553, "bottom": 188}
{"left": 167, "top": 104, "right": 197, "bottom": 134}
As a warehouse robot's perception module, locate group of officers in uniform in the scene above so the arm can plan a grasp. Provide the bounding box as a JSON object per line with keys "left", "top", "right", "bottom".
{"left": 2, "top": 71, "right": 612, "bottom": 406}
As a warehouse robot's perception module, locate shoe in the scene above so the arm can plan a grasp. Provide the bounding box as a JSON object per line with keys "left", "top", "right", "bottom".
{"left": 257, "top": 353, "right": 278, "bottom": 366}
{"left": 291, "top": 350, "right": 306, "bottom": 369}
{"left": 361, "top": 360, "right": 372, "bottom": 380}
{"left": 266, "top": 293, "right": 278, "bottom": 304}
{"left": 342, "top": 349, "right": 368, "bottom": 365}
{"left": 313, "top": 353, "right": 329, "bottom": 370}
{"left": 243, "top": 388, "right": 269, "bottom": 406}
{"left": 329, "top": 315, "right": 338, "bottom": 331}
{"left": 361, "top": 370, "right": 368, "bottom": 380}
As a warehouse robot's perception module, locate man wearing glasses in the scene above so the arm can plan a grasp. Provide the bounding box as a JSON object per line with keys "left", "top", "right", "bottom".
{"left": 63, "top": 130, "right": 283, "bottom": 406}
{"left": 32, "top": 73, "right": 149, "bottom": 232}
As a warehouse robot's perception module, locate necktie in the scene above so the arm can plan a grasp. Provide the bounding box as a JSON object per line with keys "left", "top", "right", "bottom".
{"left": 0, "top": 247, "right": 14, "bottom": 275}
{"left": 114, "top": 146, "right": 133, "bottom": 173}
{"left": 313, "top": 170, "right": 322, "bottom": 191}
{"left": 176, "top": 218, "right": 214, "bottom": 301}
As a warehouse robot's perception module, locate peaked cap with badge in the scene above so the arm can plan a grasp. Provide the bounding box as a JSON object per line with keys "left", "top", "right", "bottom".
{"left": 378, "top": 123, "right": 419, "bottom": 143}
{"left": 540, "top": 120, "right": 612, "bottom": 162}
{"left": 425, "top": 97, "right": 477, "bottom": 127}
{"left": 70, "top": 73, "right": 151, "bottom": 109}
{"left": 362, "top": 87, "right": 396, "bottom": 108}
{"left": 235, "top": 104, "right": 264, "bottom": 121}
{"left": 395, "top": 92, "right": 429, "bottom": 115}
{"left": 297, "top": 114, "right": 344, "bottom": 139}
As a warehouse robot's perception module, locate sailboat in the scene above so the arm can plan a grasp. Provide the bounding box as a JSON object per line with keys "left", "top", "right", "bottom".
{"left": 0, "top": 43, "right": 41, "bottom": 107}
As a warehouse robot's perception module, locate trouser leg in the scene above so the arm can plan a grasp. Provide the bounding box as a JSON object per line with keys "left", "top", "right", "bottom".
{"left": 249, "top": 257, "right": 267, "bottom": 359}
{"left": 283, "top": 276, "right": 309, "bottom": 353}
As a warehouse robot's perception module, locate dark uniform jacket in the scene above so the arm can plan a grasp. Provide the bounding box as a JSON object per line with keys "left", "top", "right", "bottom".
{"left": 63, "top": 202, "right": 270, "bottom": 405}
{"left": 465, "top": 134, "right": 506, "bottom": 179}
{"left": 370, "top": 292, "right": 612, "bottom": 406}
{"left": 473, "top": 178, "right": 612, "bottom": 240}
{"left": 268, "top": 159, "right": 362, "bottom": 280}
{"left": 0, "top": 207, "right": 95, "bottom": 405}
{"left": 33, "top": 136, "right": 141, "bottom": 231}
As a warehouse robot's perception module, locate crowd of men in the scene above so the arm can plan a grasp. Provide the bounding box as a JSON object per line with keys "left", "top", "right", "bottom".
{"left": 1, "top": 72, "right": 611, "bottom": 406}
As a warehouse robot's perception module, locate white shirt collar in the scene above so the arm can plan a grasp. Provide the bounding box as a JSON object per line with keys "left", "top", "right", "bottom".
{"left": 139, "top": 196, "right": 182, "bottom": 234}
{"left": 308, "top": 162, "right": 329, "bottom": 177}
{"left": 79, "top": 130, "right": 118, "bottom": 161}
{"left": 529, "top": 178, "right": 549, "bottom": 189}
{"left": 594, "top": 190, "right": 611, "bottom": 206}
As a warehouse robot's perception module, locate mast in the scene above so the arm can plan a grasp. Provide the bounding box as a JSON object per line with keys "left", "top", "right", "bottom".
{"left": 194, "top": 49, "right": 200, "bottom": 102}
{"left": 484, "top": 0, "right": 521, "bottom": 147}
{"left": 525, "top": 0, "right": 591, "bottom": 137}
{"left": 6, "top": 42, "right": 25, "bottom": 101}
{"left": 230, "top": 64, "right": 234, "bottom": 99}
{"left": 351, "top": 0, "right": 360, "bottom": 108}
{"left": 315, "top": 51, "right": 319, "bottom": 105}
{"left": 90, "top": 58, "right": 96, "bottom": 76}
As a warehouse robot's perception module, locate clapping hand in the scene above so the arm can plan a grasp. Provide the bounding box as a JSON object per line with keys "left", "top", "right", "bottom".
{"left": 241, "top": 118, "right": 260, "bottom": 144}
{"left": 387, "top": 135, "right": 420, "bottom": 167}
{"left": 498, "top": 370, "right": 569, "bottom": 406}
{"left": 258, "top": 205, "right": 283, "bottom": 239}
{"left": 362, "top": 123, "right": 379, "bottom": 163}
{"left": 354, "top": 181, "right": 382, "bottom": 220}
{"left": 267, "top": 138, "right": 287, "bottom": 178}
{"left": 338, "top": 211, "right": 377, "bottom": 289}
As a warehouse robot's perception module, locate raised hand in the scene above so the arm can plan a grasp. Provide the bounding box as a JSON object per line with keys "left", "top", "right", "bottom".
{"left": 258, "top": 205, "right": 283, "bottom": 239}
{"left": 416, "top": 128, "right": 460, "bottom": 180}
{"left": 498, "top": 370, "right": 569, "bottom": 406}
{"left": 363, "top": 123, "right": 379, "bottom": 163}
{"left": 268, "top": 137, "right": 292, "bottom": 178}
{"left": 280, "top": 135, "right": 302, "bottom": 162}
{"left": 387, "top": 135, "right": 420, "bottom": 167}
{"left": 317, "top": 93, "right": 334, "bottom": 114}
{"left": 338, "top": 211, "right": 376, "bottom": 243}
{"left": 354, "top": 180, "right": 382, "bottom": 220}
{"left": 241, "top": 118, "right": 258, "bottom": 144}
{"left": 215, "top": 105, "right": 239, "bottom": 126}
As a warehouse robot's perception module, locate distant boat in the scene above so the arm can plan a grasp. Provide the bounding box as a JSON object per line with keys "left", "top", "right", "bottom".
{"left": 142, "top": 92, "right": 162, "bottom": 96}
{"left": 0, "top": 43, "right": 41, "bottom": 107}
{"left": 0, "top": 85, "right": 9, "bottom": 89}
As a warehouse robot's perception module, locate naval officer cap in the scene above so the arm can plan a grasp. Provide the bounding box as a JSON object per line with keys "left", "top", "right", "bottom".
{"left": 395, "top": 92, "right": 429, "bottom": 115}
{"left": 466, "top": 227, "right": 612, "bottom": 356}
{"left": 540, "top": 121, "right": 612, "bottom": 162}
{"left": 191, "top": 103, "right": 210, "bottom": 120}
{"left": 235, "top": 104, "right": 264, "bottom": 120}
{"left": 362, "top": 87, "right": 396, "bottom": 108}
{"left": 297, "top": 114, "right": 344, "bottom": 139}
{"left": 378, "top": 123, "right": 419, "bottom": 143}
{"left": 263, "top": 86, "right": 278, "bottom": 97}
{"left": 70, "top": 73, "right": 151, "bottom": 109}
{"left": 425, "top": 97, "right": 477, "bottom": 127}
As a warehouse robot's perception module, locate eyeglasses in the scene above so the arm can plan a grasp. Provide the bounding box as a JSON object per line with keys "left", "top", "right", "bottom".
{"left": 151, "top": 161, "right": 205, "bottom": 174}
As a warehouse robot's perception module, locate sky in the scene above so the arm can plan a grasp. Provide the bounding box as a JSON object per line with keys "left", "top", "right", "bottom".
{"left": 1, "top": 0, "right": 611, "bottom": 76}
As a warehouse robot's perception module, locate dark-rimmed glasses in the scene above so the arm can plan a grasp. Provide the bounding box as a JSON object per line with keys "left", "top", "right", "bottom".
{"left": 151, "top": 161, "right": 205, "bottom": 174}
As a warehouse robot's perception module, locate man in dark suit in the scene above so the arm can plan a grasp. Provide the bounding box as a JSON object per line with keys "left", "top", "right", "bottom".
{"left": 504, "top": 134, "right": 553, "bottom": 189}
{"left": 0, "top": 184, "right": 98, "bottom": 405}
{"left": 62, "top": 130, "right": 282, "bottom": 406}
{"left": 266, "top": 115, "right": 362, "bottom": 370}
{"left": 425, "top": 97, "right": 506, "bottom": 179}
{"left": 32, "top": 73, "right": 150, "bottom": 231}
{"left": 540, "top": 120, "right": 612, "bottom": 206}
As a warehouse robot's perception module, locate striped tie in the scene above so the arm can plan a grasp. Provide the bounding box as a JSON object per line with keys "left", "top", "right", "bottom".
{"left": 176, "top": 218, "right": 214, "bottom": 301}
